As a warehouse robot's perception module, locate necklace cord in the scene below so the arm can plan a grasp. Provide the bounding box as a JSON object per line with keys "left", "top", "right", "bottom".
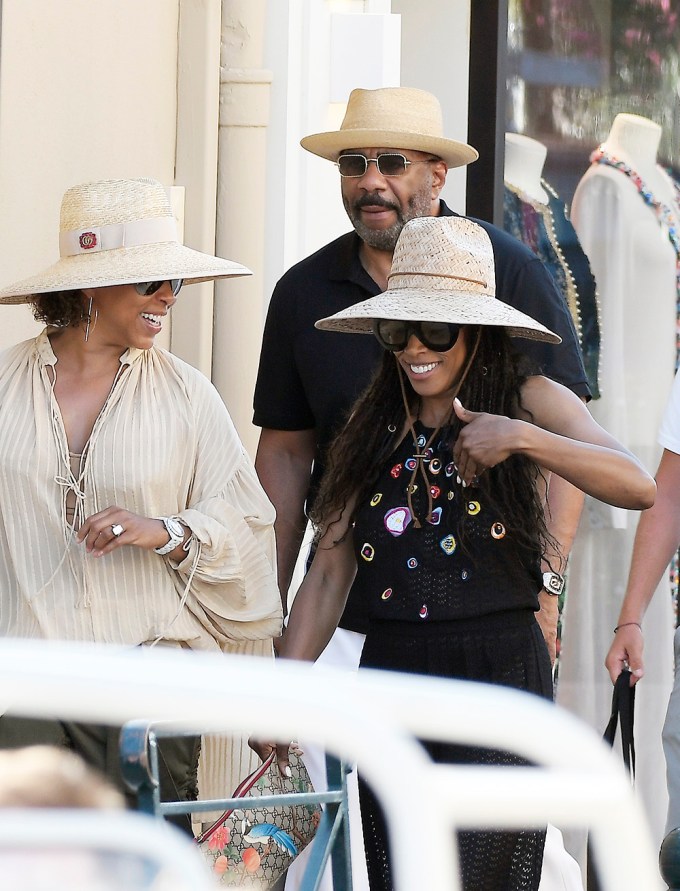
{"left": 396, "top": 328, "right": 482, "bottom": 527}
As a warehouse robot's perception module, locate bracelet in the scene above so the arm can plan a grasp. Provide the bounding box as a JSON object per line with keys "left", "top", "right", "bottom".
{"left": 613, "top": 622, "right": 642, "bottom": 633}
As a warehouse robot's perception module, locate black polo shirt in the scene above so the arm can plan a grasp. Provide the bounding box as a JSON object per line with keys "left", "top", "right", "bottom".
{"left": 253, "top": 201, "right": 589, "bottom": 631}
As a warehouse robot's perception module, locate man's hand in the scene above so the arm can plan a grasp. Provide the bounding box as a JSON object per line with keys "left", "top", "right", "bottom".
{"left": 605, "top": 624, "right": 644, "bottom": 685}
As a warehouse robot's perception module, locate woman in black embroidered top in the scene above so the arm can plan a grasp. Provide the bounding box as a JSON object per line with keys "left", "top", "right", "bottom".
{"left": 253, "top": 216, "right": 655, "bottom": 891}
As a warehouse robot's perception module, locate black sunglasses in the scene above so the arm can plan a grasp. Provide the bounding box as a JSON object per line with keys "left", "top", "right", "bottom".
{"left": 372, "top": 319, "right": 462, "bottom": 353}
{"left": 134, "top": 279, "right": 183, "bottom": 297}
{"left": 336, "top": 153, "right": 437, "bottom": 178}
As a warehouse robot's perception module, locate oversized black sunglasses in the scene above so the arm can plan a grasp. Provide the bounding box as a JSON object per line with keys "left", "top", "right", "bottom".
{"left": 134, "top": 279, "right": 184, "bottom": 297}
{"left": 372, "top": 319, "right": 462, "bottom": 353}
{"left": 335, "top": 153, "right": 437, "bottom": 178}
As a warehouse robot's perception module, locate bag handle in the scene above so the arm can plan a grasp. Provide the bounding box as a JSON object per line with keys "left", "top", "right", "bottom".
{"left": 195, "top": 752, "right": 276, "bottom": 845}
{"left": 603, "top": 668, "right": 636, "bottom": 778}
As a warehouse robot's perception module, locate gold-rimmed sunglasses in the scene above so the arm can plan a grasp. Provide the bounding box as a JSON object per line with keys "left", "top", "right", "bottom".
{"left": 336, "top": 153, "right": 439, "bottom": 178}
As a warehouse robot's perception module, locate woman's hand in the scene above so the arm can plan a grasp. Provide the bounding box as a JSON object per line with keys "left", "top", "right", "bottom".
{"left": 452, "top": 398, "right": 519, "bottom": 485}
{"left": 76, "top": 507, "right": 170, "bottom": 557}
{"left": 248, "top": 736, "right": 294, "bottom": 778}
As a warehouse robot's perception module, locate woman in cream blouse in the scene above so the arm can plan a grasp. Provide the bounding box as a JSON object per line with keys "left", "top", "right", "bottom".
{"left": 0, "top": 177, "right": 282, "bottom": 829}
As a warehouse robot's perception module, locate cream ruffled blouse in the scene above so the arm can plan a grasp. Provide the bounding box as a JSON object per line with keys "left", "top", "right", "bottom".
{"left": 0, "top": 330, "right": 282, "bottom": 649}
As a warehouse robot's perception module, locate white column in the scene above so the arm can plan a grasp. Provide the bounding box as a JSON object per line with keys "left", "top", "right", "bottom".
{"left": 171, "top": 0, "right": 223, "bottom": 376}
{"left": 213, "top": 0, "right": 272, "bottom": 454}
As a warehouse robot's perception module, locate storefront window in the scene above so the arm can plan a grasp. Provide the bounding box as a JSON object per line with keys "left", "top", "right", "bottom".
{"left": 507, "top": 0, "right": 680, "bottom": 200}
{"left": 503, "top": 4, "right": 680, "bottom": 857}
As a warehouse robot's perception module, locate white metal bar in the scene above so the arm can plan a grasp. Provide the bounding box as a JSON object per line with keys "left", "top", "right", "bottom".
{"left": 0, "top": 640, "right": 661, "bottom": 891}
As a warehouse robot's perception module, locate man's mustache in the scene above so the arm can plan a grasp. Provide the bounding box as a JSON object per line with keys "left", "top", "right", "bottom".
{"left": 353, "top": 194, "right": 400, "bottom": 213}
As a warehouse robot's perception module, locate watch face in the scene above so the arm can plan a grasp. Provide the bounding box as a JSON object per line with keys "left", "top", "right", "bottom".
{"left": 166, "top": 518, "right": 184, "bottom": 537}
{"left": 543, "top": 572, "right": 563, "bottom": 595}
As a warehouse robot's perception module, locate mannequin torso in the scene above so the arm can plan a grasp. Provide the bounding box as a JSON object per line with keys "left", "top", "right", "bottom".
{"left": 504, "top": 133, "right": 549, "bottom": 204}
{"left": 599, "top": 113, "right": 670, "bottom": 200}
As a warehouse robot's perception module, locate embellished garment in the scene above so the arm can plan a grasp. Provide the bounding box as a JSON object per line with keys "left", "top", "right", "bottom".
{"left": 353, "top": 423, "right": 552, "bottom": 891}
{"left": 590, "top": 147, "right": 680, "bottom": 368}
{"left": 504, "top": 182, "right": 601, "bottom": 398}
{"left": 352, "top": 422, "right": 542, "bottom": 623}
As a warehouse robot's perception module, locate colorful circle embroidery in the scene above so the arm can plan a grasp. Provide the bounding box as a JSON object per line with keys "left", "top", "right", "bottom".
{"left": 461, "top": 569, "right": 469, "bottom": 581}
{"left": 430, "top": 485, "right": 441, "bottom": 499}
{"left": 384, "top": 507, "right": 412, "bottom": 537}
{"left": 439, "top": 534, "right": 456, "bottom": 555}
{"left": 407, "top": 557, "right": 418, "bottom": 570}
{"left": 406, "top": 483, "right": 418, "bottom": 494}
{"left": 466, "top": 501, "right": 481, "bottom": 516}
{"left": 427, "top": 507, "right": 443, "bottom": 525}
{"left": 381, "top": 588, "right": 393, "bottom": 601}
{"left": 390, "top": 463, "right": 403, "bottom": 478}
{"left": 370, "top": 493, "right": 383, "bottom": 507}
{"left": 447, "top": 491, "right": 455, "bottom": 501}
{"left": 423, "top": 447, "right": 434, "bottom": 460}
{"left": 416, "top": 434, "right": 427, "bottom": 448}
{"left": 361, "top": 543, "right": 375, "bottom": 561}
{"left": 445, "top": 463, "right": 455, "bottom": 478}
{"left": 490, "top": 522, "right": 506, "bottom": 540}
{"left": 430, "top": 458, "right": 442, "bottom": 474}
{"left": 419, "top": 604, "right": 429, "bottom": 619}
{"left": 405, "top": 458, "right": 417, "bottom": 472}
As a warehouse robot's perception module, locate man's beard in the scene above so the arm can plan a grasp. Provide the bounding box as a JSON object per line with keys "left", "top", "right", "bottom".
{"left": 343, "top": 184, "right": 434, "bottom": 252}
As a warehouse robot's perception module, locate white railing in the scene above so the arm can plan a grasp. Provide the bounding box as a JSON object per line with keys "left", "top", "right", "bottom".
{"left": 0, "top": 640, "right": 660, "bottom": 890}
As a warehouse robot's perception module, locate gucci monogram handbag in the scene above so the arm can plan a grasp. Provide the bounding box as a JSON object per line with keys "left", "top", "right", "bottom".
{"left": 196, "top": 746, "right": 321, "bottom": 888}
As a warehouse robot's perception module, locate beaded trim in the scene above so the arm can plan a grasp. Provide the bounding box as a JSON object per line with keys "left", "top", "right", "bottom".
{"left": 504, "top": 180, "right": 582, "bottom": 338}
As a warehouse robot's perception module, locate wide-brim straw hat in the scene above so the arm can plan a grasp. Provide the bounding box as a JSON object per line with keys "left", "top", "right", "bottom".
{"left": 300, "top": 87, "right": 479, "bottom": 169}
{"left": 0, "top": 178, "right": 251, "bottom": 304}
{"left": 316, "top": 217, "right": 561, "bottom": 344}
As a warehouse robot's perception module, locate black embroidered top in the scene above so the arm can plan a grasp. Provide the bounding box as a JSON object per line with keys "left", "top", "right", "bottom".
{"left": 352, "top": 422, "right": 542, "bottom": 623}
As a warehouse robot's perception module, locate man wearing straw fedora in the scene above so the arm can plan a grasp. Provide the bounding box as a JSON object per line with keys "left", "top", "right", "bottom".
{"left": 0, "top": 177, "right": 282, "bottom": 830}
{"left": 253, "top": 86, "right": 589, "bottom": 890}
{"left": 255, "top": 87, "right": 588, "bottom": 652}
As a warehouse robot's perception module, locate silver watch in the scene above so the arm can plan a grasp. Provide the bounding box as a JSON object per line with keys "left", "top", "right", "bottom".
{"left": 154, "top": 516, "right": 185, "bottom": 556}
{"left": 542, "top": 571, "right": 565, "bottom": 596}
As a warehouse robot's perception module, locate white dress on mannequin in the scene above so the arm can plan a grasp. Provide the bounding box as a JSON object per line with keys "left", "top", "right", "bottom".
{"left": 557, "top": 114, "right": 676, "bottom": 875}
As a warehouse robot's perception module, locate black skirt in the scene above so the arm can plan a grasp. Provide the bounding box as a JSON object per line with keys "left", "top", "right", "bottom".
{"left": 358, "top": 610, "right": 553, "bottom": 891}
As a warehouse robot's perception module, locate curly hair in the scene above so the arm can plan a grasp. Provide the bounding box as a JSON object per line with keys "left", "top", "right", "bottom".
{"left": 31, "top": 290, "right": 86, "bottom": 328}
{"left": 310, "top": 325, "right": 557, "bottom": 564}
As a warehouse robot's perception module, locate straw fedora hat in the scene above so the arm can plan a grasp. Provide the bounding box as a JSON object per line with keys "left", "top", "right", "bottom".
{"left": 0, "top": 178, "right": 251, "bottom": 305}
{"left": 316, "top": 217, "right": 560, "bottom": 343}
{"left": 300, "top": 87, "right": 479, "bottom": 169}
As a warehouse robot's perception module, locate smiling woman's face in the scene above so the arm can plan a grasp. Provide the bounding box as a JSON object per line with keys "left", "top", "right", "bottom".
{"left": 396, "top": 325, "right": 469, "bottom": 402}
{"left": 81, "top": 281, "right": 179, "bottom": 351}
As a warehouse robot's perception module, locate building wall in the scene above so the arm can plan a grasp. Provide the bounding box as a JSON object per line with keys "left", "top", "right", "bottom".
{"left": 0, "top": 0, "right": 181, "bottom": 350}
{"left": 0, "top": 0, "right": 473, "bottom": 454}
